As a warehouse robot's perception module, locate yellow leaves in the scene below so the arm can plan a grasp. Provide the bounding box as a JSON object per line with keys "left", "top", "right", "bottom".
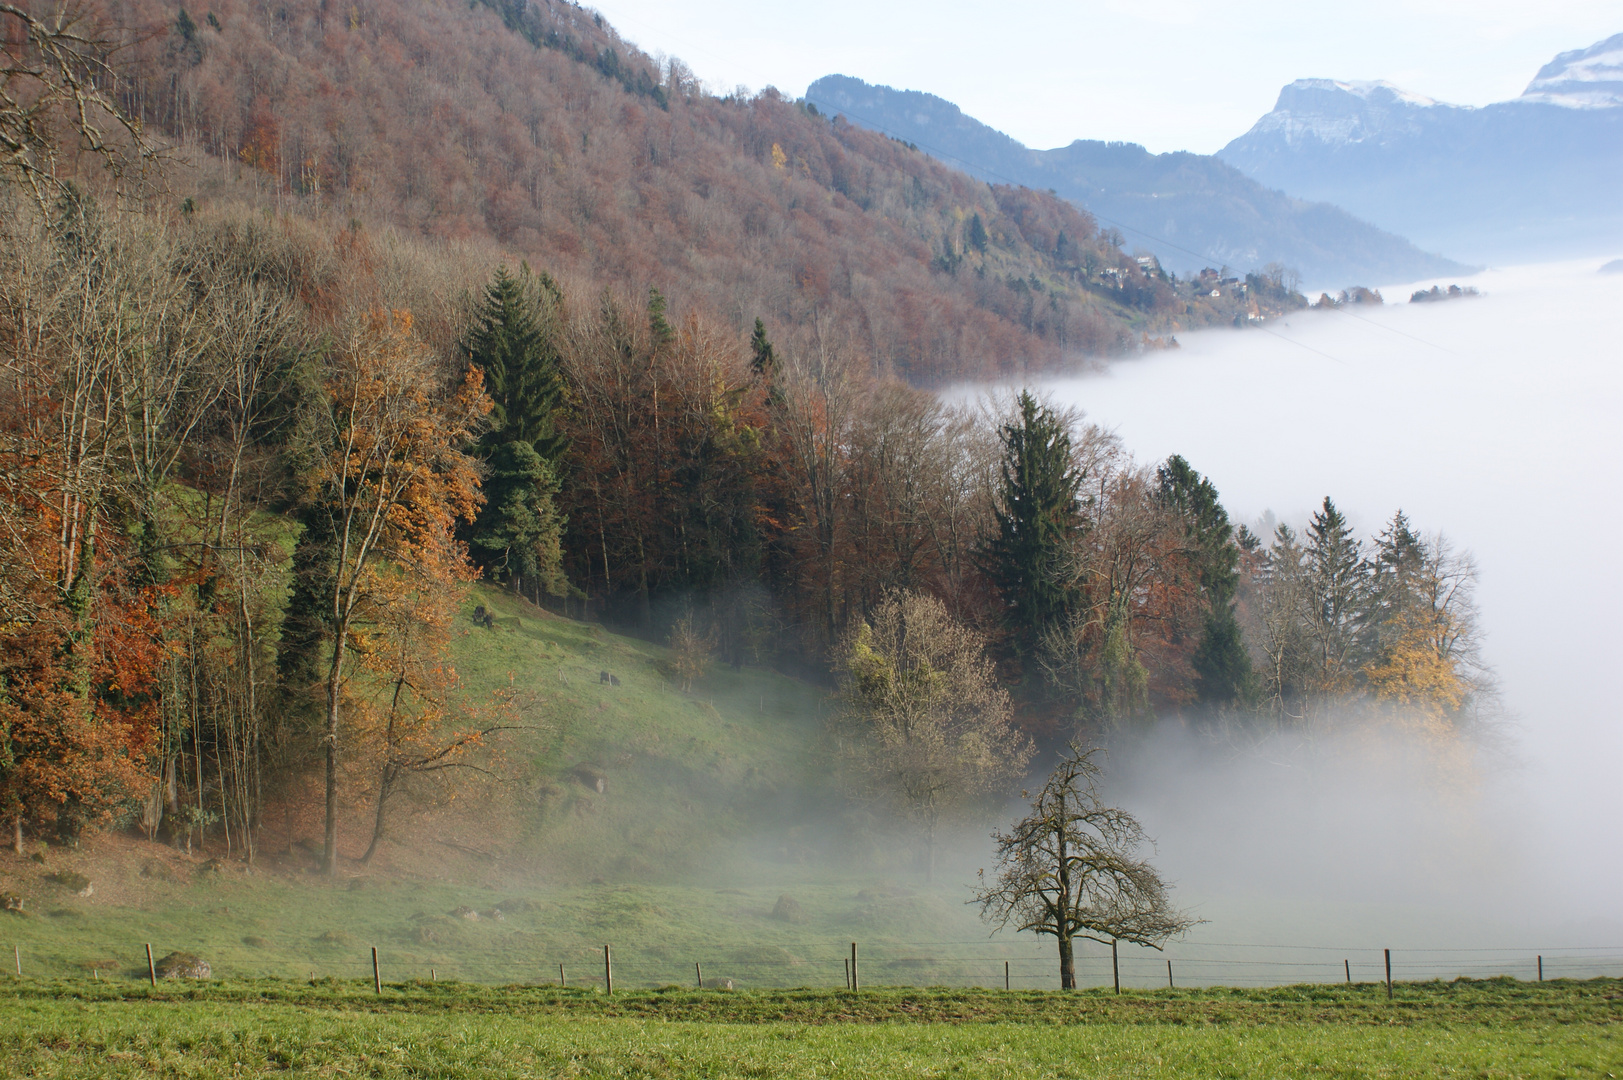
{"left": 770, "top": 143, "right": 787, "bottom": 170}
{"left": 1364, "top": 617, "right": 1467, "bottom": 721}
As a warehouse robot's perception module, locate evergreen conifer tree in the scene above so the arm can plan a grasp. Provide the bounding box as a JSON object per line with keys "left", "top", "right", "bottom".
{"left": 749, "top": 317, "right": 776, "bottom": 377}
{"left": 1305, "top": 496, "right": 1369, "bottom": 687}
{"left": 463, "top": 265, "right": 571, "bottom": 593}
{"left": 469, "top": 441, "right": 568, "bottom": 601}
{"left": 983, "top": 392, "right": 1084, "bottom": 658}
{"left": 648, "top": 287, "right": 675, "bottom": 351}
{"left": 1156, "top": 455, "right": 1254, "bottom": 707}
{"left": 968, "top": 212, "right": 989, "bottom": 253}
{"left": 464, "top": 265, "right": 567, "bottom": 463}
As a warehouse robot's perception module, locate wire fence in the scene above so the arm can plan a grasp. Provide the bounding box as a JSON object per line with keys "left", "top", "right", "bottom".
{"left": 7, "top": 936, "right": 1622, "bottom": 991}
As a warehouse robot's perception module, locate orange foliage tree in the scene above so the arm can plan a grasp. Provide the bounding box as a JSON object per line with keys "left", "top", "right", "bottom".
{"left": 0, "top": 370, "right": 165, "bottom": 851}
{"left": 303, "top": 309, "right": 487, "bottom": 875}
{"left": 349, "top": 524, "right": 518, "bottom": 865}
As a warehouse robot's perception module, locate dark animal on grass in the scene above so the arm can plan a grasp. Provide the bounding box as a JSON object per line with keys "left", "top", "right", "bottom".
{"left": 600, "top": 671, "right": 620, "bottom": 686}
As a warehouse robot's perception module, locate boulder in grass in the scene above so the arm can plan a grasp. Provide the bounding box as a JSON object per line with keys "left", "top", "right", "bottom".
{"left": 1, "top": 892, "right": 23, "bottom": 912}
{"left": 770, "top": 894, "right": 806, "bottom": 924}
{"left": 154, "top": 951, "right": 211, "bottom": 979}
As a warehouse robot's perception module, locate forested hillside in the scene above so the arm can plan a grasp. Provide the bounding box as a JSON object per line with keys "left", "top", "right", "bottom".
{"left": 0, "top": 1, "right": 1492, "bottom": 887}
{"left": 77, "top": 0, "right": 1307, "bottom": 381}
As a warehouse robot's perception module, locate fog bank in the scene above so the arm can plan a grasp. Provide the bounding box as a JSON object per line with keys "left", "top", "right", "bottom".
{"left": 1024, "top": 259, "right": 1622, "bottom": 954}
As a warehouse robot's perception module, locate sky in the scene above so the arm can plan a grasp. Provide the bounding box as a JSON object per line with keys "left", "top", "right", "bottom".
{"left": 589, "top": 0, "right": 1619, "bottom": 154}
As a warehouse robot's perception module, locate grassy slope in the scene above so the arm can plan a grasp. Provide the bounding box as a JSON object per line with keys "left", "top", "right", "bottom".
{"left": 1, "top": 980, "right": 1618, "bottom": 1078}
{"left": 1, "top": 585, "right": 1008, "bottom": 989}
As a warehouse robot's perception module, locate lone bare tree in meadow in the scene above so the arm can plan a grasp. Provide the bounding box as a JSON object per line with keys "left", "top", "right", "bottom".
{"left": 972, "top": 744, "right": 1198, "bottom": 989}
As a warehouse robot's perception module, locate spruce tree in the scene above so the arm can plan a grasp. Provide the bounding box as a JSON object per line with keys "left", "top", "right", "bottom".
{"left": 469, "top": 441, "right": 568, "bottom": 601}
{"left": 648, "top": 287, "right": 675, "bottom": 351}
{"left": 983, "top": 392, "right": 1084, "bottom": 658}
{"left": 749, "top": 317, "right": 776, "bottom": 377}
{"left": 1305, "top": 496, "right": 1369, "bottom": 686}
{"left": 968, "top": 212, "right": 989, "bottom": 253}
{"left": 1155, "top": 455, "right": 1253, "bottom": 707}
{"left": 463, "top": 265, "right": 571, "bottom": 593}
{"left": 464, "top": 265, "right": 567, "bottom": 463}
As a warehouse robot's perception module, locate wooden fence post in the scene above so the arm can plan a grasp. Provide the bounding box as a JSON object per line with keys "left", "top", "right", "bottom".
{"left": 1111, "top": 940, "right": 1120, "bottom": 995}
{"left": 850, "top": 942, "right": 858, "bottom": 991}
{"left": 1537, "top": 955, "right": 1543, "bottom": 982}
{"left": 604, "top": 945, "right": 612, "bottom": 995}
{"left": 695, "top": 961, "right": 702, "bottom": 989}
{"left": 1167, "top": 959, "right": 1173, "bottom": 989}
{"left": 1344, "top": 959, "right": 1351, "bottom": 984}
{"left": 559, "top": 963, "right": 565, "bottom": 987}
{"left": 12, "top": 944, "right": 18, "bottom": 977}
{"left": 1384, "top": 949, "right": 1392, "bottom": 999}
{"left": 372, "top": 947, "right": 381, "bottom": 994}
{"left": 145, "top": 943, "right": 156, "bottom": 987}
{"left": 1005, "top": 960, "right": 1009, "bottom": 991}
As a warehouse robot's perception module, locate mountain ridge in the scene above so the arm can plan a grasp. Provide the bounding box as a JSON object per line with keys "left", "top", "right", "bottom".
{"left": 1218, "top": 34, "right": 1623, "bottom": 262}
{"left": 805, "top": 74, "right": 1468, "bottom": 290}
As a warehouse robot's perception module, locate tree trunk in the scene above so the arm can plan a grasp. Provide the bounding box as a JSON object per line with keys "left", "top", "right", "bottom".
{"left": 1058, "top": 932, "right": 1076, "bottom": 989}
{"left": 12, "top": 815, "right": 21, "bottom": 856}
{"left": 361, "top": 766, "right": 395, "bottom": 864}
{"left": 322, "top": 633, "right": 347, "bottom": 878}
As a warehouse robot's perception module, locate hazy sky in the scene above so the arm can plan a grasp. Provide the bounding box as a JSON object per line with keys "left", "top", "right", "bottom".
{"left": 590, "top": 0, "right": 1618, "bottom": 153}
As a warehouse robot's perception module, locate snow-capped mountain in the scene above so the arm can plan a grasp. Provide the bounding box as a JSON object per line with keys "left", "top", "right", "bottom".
{"left": 1217, "top": 36, "right": 1622, "bottom": 263}
{"left": 1519, "top": 33, "right": 1623, "bottom": 108}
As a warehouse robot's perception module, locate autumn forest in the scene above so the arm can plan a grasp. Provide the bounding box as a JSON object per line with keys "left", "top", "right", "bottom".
{"left": 0, "top": 0, "right": 1495, "bottom": 875}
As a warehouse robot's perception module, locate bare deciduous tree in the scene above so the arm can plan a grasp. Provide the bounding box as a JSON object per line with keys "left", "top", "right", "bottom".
{"left": 0, "top": 3, "right": 158, "bottom": 204}
{"left": 972, "top": 744, "right": 1199, "bottom": 989}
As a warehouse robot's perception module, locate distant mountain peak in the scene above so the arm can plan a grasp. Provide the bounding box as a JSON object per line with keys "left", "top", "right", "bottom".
{"left": 1518, "top": 32, "right": 1623, "bottom": 108}
{"left": 1286, "top": 79, "right": 1443, "bottom": 108}
{"left": 1218, "top": 35, "right": 1623, "bottom": 264}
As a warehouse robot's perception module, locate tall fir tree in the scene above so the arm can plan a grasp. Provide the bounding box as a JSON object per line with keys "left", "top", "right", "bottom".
{"left": 1305, "top": 496, "right": 1369, "bottom": 688}
{"left": 463, "top": 265, "right": 570, "bottom": 592}
{"left": 464, "top": 264, "right": 567, "bottom": 463}
{"left": 648, "top": 287, "right": 675, "bottom": 352}
{"left": 469, "top": 441, "right": 568, "bottom": 601}
{"left": 1155, "top": 455, "right": 1253, "bottom": 707}
{"left": 983, "top": 392, "right": 1084, "bottom": 660}
{"left": 749, "top": 317, "right": 776, "bottom": 377}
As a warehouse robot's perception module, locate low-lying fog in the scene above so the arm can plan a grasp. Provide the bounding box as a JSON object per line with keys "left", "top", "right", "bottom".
{"left": 1007, "top": 258, "right": 1621, "bottom": 981}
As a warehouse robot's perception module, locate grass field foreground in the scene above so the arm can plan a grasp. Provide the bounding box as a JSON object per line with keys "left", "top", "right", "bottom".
{"left": 1, "top": 978, "right": 1619, "bottom": 1078}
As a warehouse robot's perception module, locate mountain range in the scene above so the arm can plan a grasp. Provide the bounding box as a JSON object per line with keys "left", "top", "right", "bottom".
{"left": 806, "top": 75, "right": 1465, "bottom": 290}
{"left": 1217, "top": 34, "right": 1623, "bottom": 263}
